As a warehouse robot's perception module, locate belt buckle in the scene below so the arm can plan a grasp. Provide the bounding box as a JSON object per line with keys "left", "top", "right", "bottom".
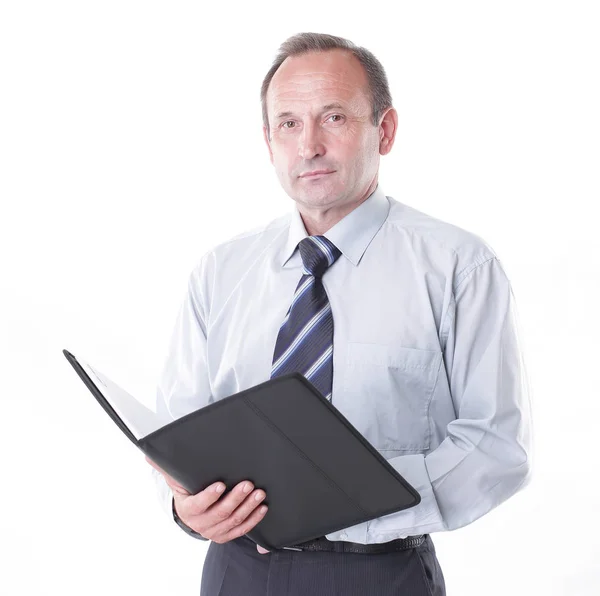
{"left": 282, "top": 536, "right": 322, "bottom": 552}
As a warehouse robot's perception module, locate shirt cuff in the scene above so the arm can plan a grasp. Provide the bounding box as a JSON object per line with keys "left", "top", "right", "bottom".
{"left": 366, "top": 453, "right": 447, "bottom": 540}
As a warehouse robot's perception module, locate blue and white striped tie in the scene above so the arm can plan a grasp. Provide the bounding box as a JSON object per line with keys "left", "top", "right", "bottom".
{"left": 271, "top": 235, "right": 342, "bottom": 401}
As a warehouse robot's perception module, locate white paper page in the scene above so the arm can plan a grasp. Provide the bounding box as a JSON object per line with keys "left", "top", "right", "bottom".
{"left": 76, "top": 355, "right": 167, "bottom": 441}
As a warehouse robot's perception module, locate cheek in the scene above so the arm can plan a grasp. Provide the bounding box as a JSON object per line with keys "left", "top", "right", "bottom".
{"left": 273, "top": 152, "right": 294, "bottom": 179}
{"left": 271, "top": 151, "right": 288, "bottom": 173}
{"left": 341, "top": 130, "right": 367, "bottom": 156}
{"left": 353, "top": 134, "right": 379, "bottom": 164}
{"left": 273, "top": 144, "right": 293, "bottom": 165}
{"left": 342, "top": 141, "right": 368, "bottom": 167}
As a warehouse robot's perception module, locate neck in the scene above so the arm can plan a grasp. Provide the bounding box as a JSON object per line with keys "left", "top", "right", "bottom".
{"left": 299, "top": 178, "right": 378, "bottom": 236}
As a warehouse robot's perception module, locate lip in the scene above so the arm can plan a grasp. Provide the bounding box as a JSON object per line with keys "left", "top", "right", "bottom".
{"left": 299, "top": 170, "right": 335, "bottom": 178}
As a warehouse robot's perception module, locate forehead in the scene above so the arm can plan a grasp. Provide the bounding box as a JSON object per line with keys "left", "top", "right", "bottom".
{"left": 267, "top": 49, "right": 369, "bottom": 114}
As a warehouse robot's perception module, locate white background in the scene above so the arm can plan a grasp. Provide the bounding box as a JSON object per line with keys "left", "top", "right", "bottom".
{"left": 1, "top": 1, "right": 599, "bottom": 594}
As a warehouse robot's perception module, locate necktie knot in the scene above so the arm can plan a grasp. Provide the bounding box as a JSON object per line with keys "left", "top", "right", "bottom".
{"left": 298, "top": 236, "right": 342, "bottom": 278}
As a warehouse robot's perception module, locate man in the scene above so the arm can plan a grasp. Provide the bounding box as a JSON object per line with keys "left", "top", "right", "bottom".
{"left": 147, "top": 32, "right": 533, "bottom": 595}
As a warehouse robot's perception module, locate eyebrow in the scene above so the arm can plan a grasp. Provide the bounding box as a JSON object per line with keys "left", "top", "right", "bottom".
{"left": 275, "top": 103, "right": 345, "bottom": 120}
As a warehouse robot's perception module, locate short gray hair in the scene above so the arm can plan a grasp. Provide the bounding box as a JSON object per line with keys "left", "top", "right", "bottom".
{"left": 260, "top": 32, "right": 393, "bottom": 140}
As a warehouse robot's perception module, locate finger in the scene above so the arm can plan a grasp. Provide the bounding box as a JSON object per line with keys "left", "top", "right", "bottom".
{"left": 217, "top": 488, "right": 266, "bottom": 536}
{"left": 206, "top": 482, "right": 259, "bottom": 530}
{"left": 175, "top": 480, "right": 256, "bottom": 534}
{"left": 145, "top": 455, "right": 190, "bottom": 496}
{"left": 256, "top": 545, "right": 270, "bottom": 554}
{"left": 216, "top": 497, "right": 269, "bottom": 543}
{"left": 180, "top": 481, "right": 228, "bottom": 520}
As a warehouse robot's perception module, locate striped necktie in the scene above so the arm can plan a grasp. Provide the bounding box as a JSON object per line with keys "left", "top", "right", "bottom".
{"left": 271, "top": 235, "right": 342, "bottom": 401}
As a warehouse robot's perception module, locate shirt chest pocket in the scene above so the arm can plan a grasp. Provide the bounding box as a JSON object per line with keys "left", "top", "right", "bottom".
{"left": 336, "top": 343, "right": 443, "bottom": 452}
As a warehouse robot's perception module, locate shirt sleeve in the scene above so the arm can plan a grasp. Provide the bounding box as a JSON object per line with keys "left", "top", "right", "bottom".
{"left": 370, "top": 256, "right": 534, "bottom": 538}
{"left": 149, "top": 254, "right": 214, "bottom": 530}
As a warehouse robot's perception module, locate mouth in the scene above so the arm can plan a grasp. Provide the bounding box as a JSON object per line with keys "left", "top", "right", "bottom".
{"left": 299, "top": 171, "right": 335, "bottom": 179}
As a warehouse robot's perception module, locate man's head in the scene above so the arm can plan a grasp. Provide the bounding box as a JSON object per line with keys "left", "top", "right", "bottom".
{"left": 261, "top": 33, "right": 398, "bottom": 221}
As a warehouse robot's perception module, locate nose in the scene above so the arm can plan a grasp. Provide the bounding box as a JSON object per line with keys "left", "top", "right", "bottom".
{"left": 298, "top": 121, "right": 325, "bottom": 161}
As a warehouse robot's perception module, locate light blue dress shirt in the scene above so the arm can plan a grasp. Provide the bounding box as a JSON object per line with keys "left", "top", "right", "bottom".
{"left": 152, "top": 182, "right": 533, "bottom": 544}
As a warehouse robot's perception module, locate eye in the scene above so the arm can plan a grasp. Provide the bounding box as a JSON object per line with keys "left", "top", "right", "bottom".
{"left": 280, "top": 114, "right": 344, "bottom": 130}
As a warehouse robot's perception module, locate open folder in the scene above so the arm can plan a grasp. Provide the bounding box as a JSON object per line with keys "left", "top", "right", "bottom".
{"left": 63, "top": 348, "right": 420, "bottom": 551}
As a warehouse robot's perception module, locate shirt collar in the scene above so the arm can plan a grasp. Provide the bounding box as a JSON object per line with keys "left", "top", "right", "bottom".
{"left": 280, "top": 183, "right": 390, "bottom": 268}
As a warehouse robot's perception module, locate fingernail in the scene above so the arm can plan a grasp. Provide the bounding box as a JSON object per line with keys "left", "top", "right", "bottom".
{"left": 243, "top": 482, "right": 252, "bottom": 493}
{"left": 215, "top": 483, "right": 225, "bottom": 493}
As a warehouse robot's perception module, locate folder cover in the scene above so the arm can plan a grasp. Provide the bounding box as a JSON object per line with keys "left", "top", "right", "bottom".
{"left": 63, "top": 348, "right": 420, "bottom": 551}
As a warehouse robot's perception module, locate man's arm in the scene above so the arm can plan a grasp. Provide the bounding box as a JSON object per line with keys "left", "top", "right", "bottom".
{"left": 368, "top": 256, "right": 533, "bottom": 538}
{"left": 150, "top": 253, "right": 214, "bottom": 536}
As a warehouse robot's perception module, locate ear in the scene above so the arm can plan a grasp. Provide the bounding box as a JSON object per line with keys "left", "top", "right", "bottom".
{"left": 263, "top": 126, "right": 274, "bottom": 165}
{"left": 378, "top": 107, "right": 398, "bottom": 156}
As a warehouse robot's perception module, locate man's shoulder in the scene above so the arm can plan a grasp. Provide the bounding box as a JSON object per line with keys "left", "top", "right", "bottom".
{"left": 386, "top": 196, "right": 498, "bottom": 271}
{"left": 221, "top": 211, "right": 291, "bottom": 246}
{"left": 190, "top": 211, "right": 291, "bottom": 278}
{"left": 211, "top": 211, "right": 291, "bottom": 257}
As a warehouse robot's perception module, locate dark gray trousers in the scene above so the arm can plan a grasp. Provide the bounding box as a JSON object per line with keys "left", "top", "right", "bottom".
{"left": 200, "top": 534, "right": 446, "bottom": 595}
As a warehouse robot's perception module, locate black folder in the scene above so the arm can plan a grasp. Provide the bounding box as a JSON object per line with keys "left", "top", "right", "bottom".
{"left": 63, "top": 348, "right": 420, "bottom": 551}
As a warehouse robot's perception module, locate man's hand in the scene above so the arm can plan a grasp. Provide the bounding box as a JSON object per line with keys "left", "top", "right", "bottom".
{"left": 146, "top": 456, "right": 269, "bottom": 546}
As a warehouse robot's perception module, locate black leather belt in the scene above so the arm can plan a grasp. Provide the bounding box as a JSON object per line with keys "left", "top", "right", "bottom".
{"left": 281, "top": 534, "right": 426, "bottom": 554}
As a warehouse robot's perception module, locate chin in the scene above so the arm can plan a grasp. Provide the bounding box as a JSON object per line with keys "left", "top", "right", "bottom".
{"left": 297, "top": 178, "right": 337, "bottom": 193}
